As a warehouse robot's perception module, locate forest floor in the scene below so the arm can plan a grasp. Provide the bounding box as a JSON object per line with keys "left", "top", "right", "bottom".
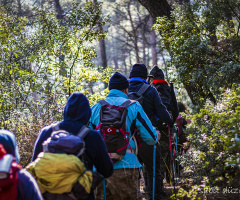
{"left": 139, "top": 170, "right": 240, "bottom": 200}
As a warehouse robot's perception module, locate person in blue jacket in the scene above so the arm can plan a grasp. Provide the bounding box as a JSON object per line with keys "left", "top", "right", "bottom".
{"left": 129, "top": 63, "right": 173, "bottom": 200}
{"left": 31, "top": 92, "right": 113, "bottom": 200}
{"left": 0, "top": 130, "right": 43, "bottom": 200}
{"left": 89, "top": 72, "right": 159, "bottom": 200}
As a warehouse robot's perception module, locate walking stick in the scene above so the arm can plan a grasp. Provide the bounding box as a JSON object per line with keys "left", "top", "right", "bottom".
{"left": 103, "top": 178, "right": 107, "bottom": 200}
{"left": 168, "top": 125, "right": 177, "bottom": 199}
{"left": 152, "top": 144, "right": 156, "bottom": 200}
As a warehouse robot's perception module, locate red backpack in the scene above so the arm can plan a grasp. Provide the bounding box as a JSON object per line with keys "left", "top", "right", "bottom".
{"left": 0, "top": 144, "right": 22, "bottom": 200}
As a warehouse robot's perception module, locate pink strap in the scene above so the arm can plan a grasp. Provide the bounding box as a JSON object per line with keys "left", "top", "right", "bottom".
{"left": 105, "top": 105, "right": 123, "bottom": 110}
{"left": 119, "top": 128, "right": 132, "bottom": 152}
{"left": 95, "top": 124, "right": 102, "bottom": 130}
{"left": 168, "top": 125, "right": 173, "bottom": 160}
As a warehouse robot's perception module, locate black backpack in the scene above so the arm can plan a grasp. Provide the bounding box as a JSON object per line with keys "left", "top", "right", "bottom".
{"left": 95, "top": 99, "right": 136, "bottom": 163}
{"left": 155, "top": 83, "right": 179, "bottom": 123}
{"left": 155, "top": 84, "right": 172, "bottom": 111}
{"left": 128, "top": 84, "right": 150, "bottom": 105}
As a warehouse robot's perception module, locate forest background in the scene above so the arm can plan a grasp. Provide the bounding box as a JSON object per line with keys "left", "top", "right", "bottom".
{"left": 0, "top": 0, "right": 239, "bottom": 199}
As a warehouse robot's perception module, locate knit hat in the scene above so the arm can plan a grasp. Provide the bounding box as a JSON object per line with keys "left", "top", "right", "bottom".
{"left": 149, "top": 65, "right": 164, "bottom": 80}
{"left": 129, "top": 63, "right": 148, "bottom": 79}
{"left": 109, "top": 72, "right": 129, "bottom": 90}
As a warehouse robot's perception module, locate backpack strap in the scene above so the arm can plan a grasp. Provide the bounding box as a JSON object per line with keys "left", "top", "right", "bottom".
{"left": 51, "top": 123, "right": 90, "bottom": 139}
{"left": 51, "top": 123, "right": 60, "bottom": 132}
{"left": 76, "top": 125, "right": 91, "bottom": 139}
{"left": 137, "top": 84, "right": 150, "bottom": 96}
{"left": 120, "top": 99, "right": 136, "bottom": 107}
{"left": 98, "top": 99, "right": 110, "bottom": 107}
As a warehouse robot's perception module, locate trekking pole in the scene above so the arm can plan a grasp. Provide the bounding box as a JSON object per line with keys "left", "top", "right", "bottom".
{"left": 152, "top": 144, "right": 156, "bottom": 200}
{"left": 174, "top": 132, "right": 179, "bottom": 182}
{"left": 168, "top": 125, "right": 176, "bottom": 199}
{"left": 103, "top": 178, "right": 107, "bottom": 200}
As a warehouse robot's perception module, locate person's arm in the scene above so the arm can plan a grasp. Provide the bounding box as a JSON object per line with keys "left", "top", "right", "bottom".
{"left": 91, "top": 133, "right": 113, "bottom": 178}
{"left": 153, "top": 87, "right": 173, "bottom": 125}
{"left": 89, "top": 103, "right": 101, "bottom": 130}
{"left": 31, "top": 127, "right": 51, "bottom": 161}
{"left": 130, "top": 102, "right": 158, "bottom": 145}
{"left": 18, "top": 170, "right": 43, "bottom": 200}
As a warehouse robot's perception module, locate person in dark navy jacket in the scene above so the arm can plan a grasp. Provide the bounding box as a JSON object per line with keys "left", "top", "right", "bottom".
{"left": 129, "top": 63, "right": 173, "bottom": 200}
{"left": 32, "top": 93, "right": 113, "bottom": 200}
{"left": 0, "top": 130, "right": 43, "bottom": 200}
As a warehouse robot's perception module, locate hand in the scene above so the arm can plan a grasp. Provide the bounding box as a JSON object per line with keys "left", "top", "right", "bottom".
{"left": 157, "top": 130, "right": 161, "bottom": 141}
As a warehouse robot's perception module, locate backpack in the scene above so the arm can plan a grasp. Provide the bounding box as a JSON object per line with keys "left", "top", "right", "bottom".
{"left": 0, "top": 145, "right": 22, "bottom": 200}
{"left": 95, "top": 99, "right": 136, "bottom": 163}
{"left": 28, "top": 124, "right": 103, "bottom": 200}
{"left": 155, "top": 83, "right": 179, "bottom": 123}
{"left": 128, "top": 84, "right": 150, "bottom": 105}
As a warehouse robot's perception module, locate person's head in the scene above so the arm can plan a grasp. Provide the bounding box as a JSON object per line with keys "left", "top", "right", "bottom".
{"left": 0, "top": 130, "right": 20, "bottom": 163}
{"left": 63, "top": 93, "right": 92, "bottom": 125}
{"left": 129, "top": 63, "right": 148, "bottom": 80}
{"left": 177, "top": 102, "right": 187, "bottom": 113}
{"left": 149, "top": 65, "right": 164, "bottom": 80}
{"left": 109, "top": 72, "right": 129, "bottom": 95}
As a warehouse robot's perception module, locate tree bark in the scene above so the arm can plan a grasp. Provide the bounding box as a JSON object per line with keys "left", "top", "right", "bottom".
{"left": 94, "top": 0, "right": 108, "bottom": 88}
{"left": 137, "top": 0, "right": 172, "bottom": 19}
{"left": 127, "top": 2, "right": 140, "bottom": 63}
{"left": 149, "top": 16, "right": 158, "bottom": 66}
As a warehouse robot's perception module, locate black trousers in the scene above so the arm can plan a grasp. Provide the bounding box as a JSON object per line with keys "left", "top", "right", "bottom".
{"left": 138, "top": 141, "right": 164, "bottom": 200}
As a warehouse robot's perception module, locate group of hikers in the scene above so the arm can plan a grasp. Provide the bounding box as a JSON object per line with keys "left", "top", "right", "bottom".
{"left": 0, "top": 63, "right": 191, "bottom": 200}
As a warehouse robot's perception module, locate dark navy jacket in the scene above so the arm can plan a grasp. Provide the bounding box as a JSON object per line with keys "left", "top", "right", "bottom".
{"left": 129, "top": 79, "right": 173, "bottom": 125}
{"left": 32, "top": 93, "right": 113, "bottom": 199}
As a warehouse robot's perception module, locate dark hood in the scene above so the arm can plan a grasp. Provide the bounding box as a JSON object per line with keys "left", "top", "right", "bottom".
{"left": 63, "top": 92, "right": 91, "bottom": 125}
{"left": 149, "top": 65, "right": 164, "bottom": 80}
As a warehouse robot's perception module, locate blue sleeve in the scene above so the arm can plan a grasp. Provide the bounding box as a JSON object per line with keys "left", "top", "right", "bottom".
{"left": 89, "top": 103, "right": 101, "bottom": 128}
{"left": 153, "top": 88, "right": 173, "bottom": 125}
{"left": 31, "top": 126, "right": 52, "bottom": 161}
{"left": 128, "top": 102, "right": 158, "bottom": 145}
{"left": 17, "top": 170, "right": 43, "bottom": 200}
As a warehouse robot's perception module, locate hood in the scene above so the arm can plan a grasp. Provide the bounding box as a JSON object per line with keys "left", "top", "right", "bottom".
{"left": 149, "top": 65, "right": 164, "bottom": 80}
{"left": 0, "top": 130, "right": 20, "bottom": 163}
{"left": 63, "top": 92, "right": 91, "bottom": 125}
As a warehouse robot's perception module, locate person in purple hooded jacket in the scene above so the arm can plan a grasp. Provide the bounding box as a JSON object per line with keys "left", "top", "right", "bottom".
{"left": 31, "top": 92, "right": 113, "bottom": 200}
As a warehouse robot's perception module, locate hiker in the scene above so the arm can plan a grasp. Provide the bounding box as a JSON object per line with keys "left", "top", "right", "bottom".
{"left": 149, "top": 65, "right": 179, "bottom": 192}
{"left": 89, "top": 72, "right": 160, "bottom": 200}
{"left": 176, "top": 102, "right": 191, "bottom": 152}
{"left": 128, "top": 63, "right": 173, "bottom": 200}
{"left": 0, "top": 130, "right": 43, "bottom": 200}
{"left": 31, "top": 93, "right": 113, "bottom": 200}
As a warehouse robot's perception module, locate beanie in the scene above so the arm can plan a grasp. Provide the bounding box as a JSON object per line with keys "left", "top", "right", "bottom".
{"left": 109, "top": 72, "right": 129, "bottom": 90}
{"left": 129, "top": 63, "right": 148, "bottom": 79}
{"left": 149, "top": 65, "right": 164, "bottom": 80}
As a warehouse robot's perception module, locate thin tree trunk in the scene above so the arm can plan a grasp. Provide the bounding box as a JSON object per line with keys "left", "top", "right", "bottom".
{"left": 149, "top": 16, "right": 158, "bottom": 66}
{"left": 94, "top": 0, "right": 108, "bottom": 89}
{"left": 127, "top": 2, "right": 140, "bottom": 63}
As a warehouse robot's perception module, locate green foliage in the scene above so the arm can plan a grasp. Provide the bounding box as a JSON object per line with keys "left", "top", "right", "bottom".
{"left": 0, "top": 2, "right": 112, "bottom": 166}
{"left": 181, "top": 84, "right": 240, "bottom": 189}
{"left": 154, "top": 0, "right": 240, "bottom": 107}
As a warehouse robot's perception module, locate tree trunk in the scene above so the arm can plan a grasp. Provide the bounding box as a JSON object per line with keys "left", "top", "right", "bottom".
{"left": 127, "top": 2, "right": 140, "bottom": 63}
{"left": 94, "top": 0, "right": 108, "bottom": 88}
{"left": 149, "top": 16, "right": 158, "bottom": 66}
{"left": 137, "top": 0, "right": 172, "bottom": 19}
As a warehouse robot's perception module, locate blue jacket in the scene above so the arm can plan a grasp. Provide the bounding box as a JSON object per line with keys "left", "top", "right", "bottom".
{"left": 0, "top": 130, "right": 43, "bottom": 200}
{"left": 129, "top": 79, "right": 173, "bottom": 125}
{"left": 89, "top": 89, "right": 158, "bottom": 169}
{"left": 31, "top": 93, "right": 113, "bottom": 200}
